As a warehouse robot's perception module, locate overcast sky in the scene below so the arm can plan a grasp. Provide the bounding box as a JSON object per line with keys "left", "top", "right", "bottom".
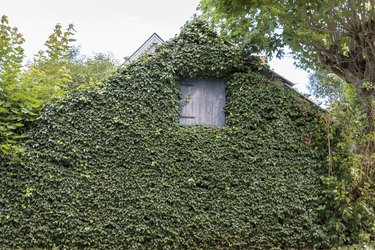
{"left": 2, "top": 0, "right": 309, "bottom": 93}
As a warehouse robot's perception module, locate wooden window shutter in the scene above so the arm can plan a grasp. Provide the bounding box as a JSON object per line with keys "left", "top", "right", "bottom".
{"left": 179, "top": 79, "right": 225, "bottom": 126}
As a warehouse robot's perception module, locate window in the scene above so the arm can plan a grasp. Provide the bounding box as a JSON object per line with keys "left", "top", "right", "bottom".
{"left": 179, "top": 78, "right": 225, "bottom": 126}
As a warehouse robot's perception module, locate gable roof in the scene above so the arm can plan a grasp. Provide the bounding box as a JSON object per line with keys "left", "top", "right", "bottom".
{"left": 123, "top": 33, "right": 164, "bottom": 65}
{"left": 124, "top": 33, "right": 295, "bottom": 87}
{"left": 123, "top": 31, "right": 321, "bottom": 109}
{"left": 270, "top": 72, "right": 322, "bottom": 108}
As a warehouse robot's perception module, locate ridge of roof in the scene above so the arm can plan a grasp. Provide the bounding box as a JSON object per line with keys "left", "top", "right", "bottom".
{"left": 122, "top": 32, "right": 322, "bottom": 110}
{"left": 123, "top": 33, "right": 164, "bottom": 64}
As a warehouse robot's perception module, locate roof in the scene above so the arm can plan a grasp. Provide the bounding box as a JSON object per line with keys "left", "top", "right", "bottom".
{"left": 122, "top": 32, "right": 322, "bottom": 109}
{"left": 123, "top": 33, "right": 164, "bottom": 65}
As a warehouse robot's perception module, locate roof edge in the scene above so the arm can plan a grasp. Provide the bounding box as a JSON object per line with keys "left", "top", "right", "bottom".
{"left": 125, "top": 33, "right": 164, "bottom": 64}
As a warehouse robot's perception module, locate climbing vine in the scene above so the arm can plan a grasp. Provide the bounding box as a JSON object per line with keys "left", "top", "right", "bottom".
{"left": 0, "top": 19, "right": 334, "bottom": 249}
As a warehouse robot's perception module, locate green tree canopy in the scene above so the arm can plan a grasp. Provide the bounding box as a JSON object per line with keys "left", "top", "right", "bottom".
{"left": 0, "top": 15, "right": 30, "bottom": 159}
{"left": 308, "top": 71, "right": 345, "bottom": 105}
{"left": 199, "top": 2, "right": 375, "bottom": 242}
{"left": 0, "top": 16, "right": 118, "bottom": 160}
{"left": 66, "top": 48, "right": 119, "bottom": 90}
{"left": 199, "top": 0, "right": 374, "bottom": 181}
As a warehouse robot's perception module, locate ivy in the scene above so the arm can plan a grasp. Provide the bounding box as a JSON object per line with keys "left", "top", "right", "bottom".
{"left": 0, "top": 19, "right": 331, "bottom": 249}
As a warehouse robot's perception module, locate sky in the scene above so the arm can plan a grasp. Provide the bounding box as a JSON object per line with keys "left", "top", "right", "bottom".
{"left": 2, "top": 0, "right": 309, "bottom": 93}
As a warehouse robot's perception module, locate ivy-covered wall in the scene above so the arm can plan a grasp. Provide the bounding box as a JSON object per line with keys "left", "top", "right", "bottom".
{"left": 0, "top": 19, "right": 330, "bottom": 249}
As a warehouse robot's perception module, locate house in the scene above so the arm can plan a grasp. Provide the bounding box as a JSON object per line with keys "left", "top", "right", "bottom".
{"left": 1, "top": 19, "right": 329, "bottom": 249}
{"left": 123, "top": 31, "right": 319, "bottom": 126}
{"left": 123, "top": 33, "right": 164, "bottom": 65}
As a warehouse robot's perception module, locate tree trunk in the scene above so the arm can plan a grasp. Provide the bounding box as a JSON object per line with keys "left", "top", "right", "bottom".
{"left": 350, "top": 82, "right": 375, "bottom": 201}
{"left": 361, "top": 91, "right": 375, "bottom": 178}
{"left": 333, "top": 72, "right": 375, "bottom": 158}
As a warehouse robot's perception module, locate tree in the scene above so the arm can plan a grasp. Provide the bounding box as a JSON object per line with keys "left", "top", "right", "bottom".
{"left": 0, "top": 16, "right": 118, "bottom": 161}
{"left": 0, "top": 15, "right": 28, "bottom": 159}
{"left": 199, "top": 1, "right": 375, "bottom": 244}
{"left": 308, "top": 71, "right": 345, "bottom": 105}
{"left": 200, "top": 0, "right": 374, "bottom": 181}
{"left": 0, "top": 17, "right": 77, "bottom": 160}
{"left": 199, "top": 0, "right": 374, "bottom": 151}
{"left": 66, "top": 47, "right": 119, "bottom": 90}
{"left": 21, "top": 23, "right": 76, "bottom": 104}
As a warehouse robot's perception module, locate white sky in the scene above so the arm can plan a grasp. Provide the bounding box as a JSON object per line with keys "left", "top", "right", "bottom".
{"left": 2, "top": 0, "right": 309, "bottom": 93}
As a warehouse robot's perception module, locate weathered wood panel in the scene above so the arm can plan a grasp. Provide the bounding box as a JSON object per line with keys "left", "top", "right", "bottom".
{"left": 179, "top": 78, "right": 225, "bottom": 126}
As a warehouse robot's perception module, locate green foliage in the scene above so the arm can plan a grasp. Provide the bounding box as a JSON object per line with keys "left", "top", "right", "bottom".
{"left": 198, "top": 0, "right": 375, "bottom": 147}
{"left": 199, "top": 0, "right": 375, "bottom": 70}
{"left": 0, "top": 16, "right": 76, "bottom": 160}
{"left": 308, "top": 71, "right": 346, "bottom": 105}
{"left": 0, "top": 16, "right": 118, "bottom": 161}
{"left": 0, "top": 15, "right": 28, "bottom": 159}
{"left": 308, "top": 72, "right": 375, "bottom": 246}
{"left": 0, "top": 19, "right": 331, "bottom": 249}
{"left": 200, "top": 1, "right": 375, "bottom": 245}
{"left": 321, "top": 175, "right": 374, "bottom": 245}
{"left": 334, "top": 242, "right": 375, "bottom": 250}
{"left": 320, "top": 95, "right": 374, "bottom": 245}
{"left": 66, "top": 47, "right": 119, "bottom": 90}
{"left": 21, "top": 23, "right": 76, "bottom": 103}
{"left": 199, "top": 0, "right": 285, "bottom": 58}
